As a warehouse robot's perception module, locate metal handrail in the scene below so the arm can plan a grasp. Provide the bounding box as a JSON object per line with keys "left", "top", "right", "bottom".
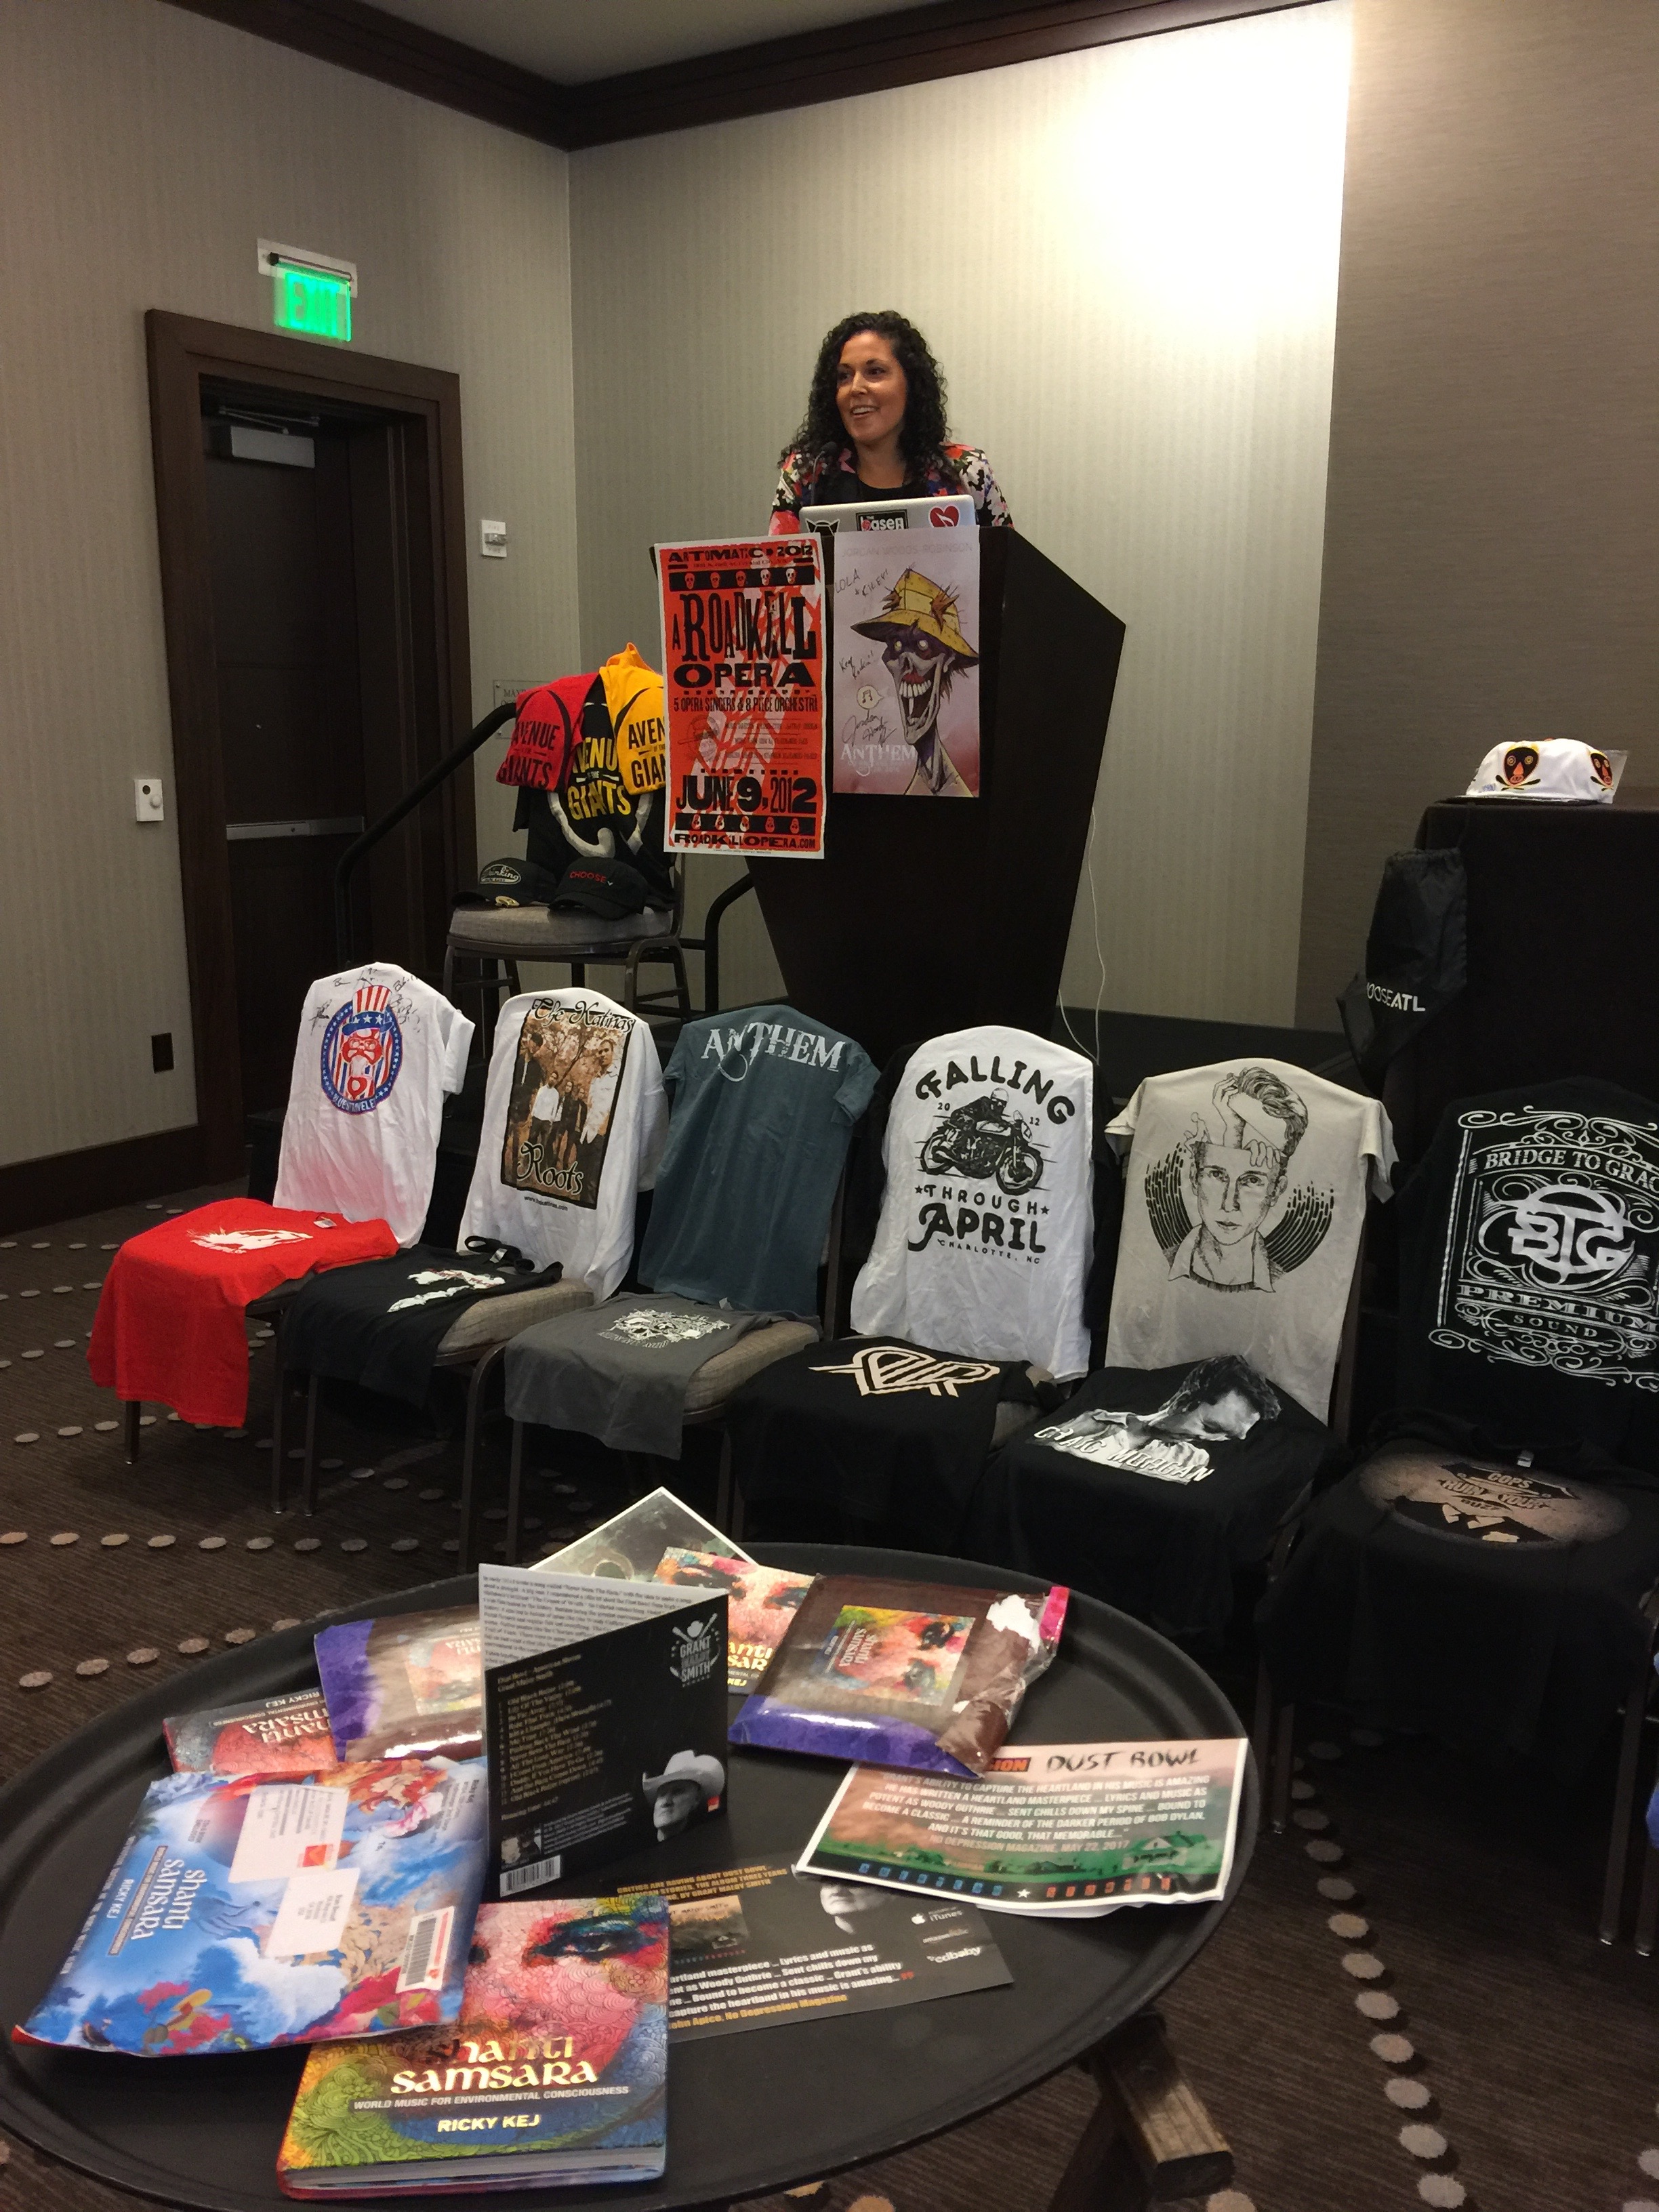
{"left": 333, "top": 699, "right": 517, "bottom": 965}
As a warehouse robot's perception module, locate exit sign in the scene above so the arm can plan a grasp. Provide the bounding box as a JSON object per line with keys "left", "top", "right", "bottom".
{"left": 258, "top": 239, "right": 356, "bottom": 344}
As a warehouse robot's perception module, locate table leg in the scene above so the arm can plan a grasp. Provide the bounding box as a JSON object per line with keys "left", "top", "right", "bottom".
{"left": 1047, "top": 2013, "right": 1232, "bottom": 2212}
{"left": 123, "top": 1400, "right": 140, "bottom": 1466}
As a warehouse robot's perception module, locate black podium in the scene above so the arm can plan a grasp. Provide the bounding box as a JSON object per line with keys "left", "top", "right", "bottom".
{"left": 749, "top": 531, "right": 1125, "bottom": 1065}
{"left": 1383, "top": 788, "right": 1659, "bottom": 1162}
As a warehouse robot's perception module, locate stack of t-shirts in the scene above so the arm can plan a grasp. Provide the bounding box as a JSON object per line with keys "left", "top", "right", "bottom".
{"left": 88, "top": 1201, "right": 397, "bottom": 1426}
{"left": 1256, "top": 1415, "right": 1659, "bottom": 1779}
{"left": 968, "top": 1357, "right": 1334, "bottom": 1639}
{"left": 279, "top": 1243, "right": 560, "bottom": 1408}
{"left": 505, "top": 1294, "right": 778, "bottom": 1460}
{"left": 726, "top": 1335, "right": 1055, "bottom": 1547}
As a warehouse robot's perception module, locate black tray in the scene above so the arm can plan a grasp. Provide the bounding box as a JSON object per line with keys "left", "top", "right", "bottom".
{"left": 0, "top": 1546, "right": 1255, "bottom": 2209}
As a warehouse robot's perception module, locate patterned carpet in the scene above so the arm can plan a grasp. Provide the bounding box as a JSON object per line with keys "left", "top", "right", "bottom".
{"left": 3, "top": 1189, "right": 1659, "bottom": 2211}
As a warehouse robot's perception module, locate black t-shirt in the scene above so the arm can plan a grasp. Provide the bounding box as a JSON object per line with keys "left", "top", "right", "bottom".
{"left": 1395, "top": 1078, "right": 1659, "bottom": 1460}
{"left": 1256, "top": 1414, "right": 1659, "bottom": 1779}
{"left": 726, "top": 1334, "right": 1050, "bottom": 1547}
{"left": 282, "top": 1246, "right": 559, "bottom": 1408}
{"left": 968, "top": 1359, "right": 1333, "bottom": 1639}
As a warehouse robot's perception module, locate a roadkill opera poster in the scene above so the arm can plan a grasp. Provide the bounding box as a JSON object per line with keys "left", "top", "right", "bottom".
{"left": 832, "top": 533, "right": 981, "bottom": 798}
{"left": 656, "top": 537, "right": 825, "bottom": 858}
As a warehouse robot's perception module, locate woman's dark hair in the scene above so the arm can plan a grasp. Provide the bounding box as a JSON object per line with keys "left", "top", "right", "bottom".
{"left": 785, "top": 310, "right": 951, "bottom": 478}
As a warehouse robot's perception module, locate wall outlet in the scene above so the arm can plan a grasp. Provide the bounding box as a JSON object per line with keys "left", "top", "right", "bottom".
{"left": 480, "top": 519, "right": 508, "bottom": 558}
{"left": 134, "top": 777, "right": 165, "bottom": 822}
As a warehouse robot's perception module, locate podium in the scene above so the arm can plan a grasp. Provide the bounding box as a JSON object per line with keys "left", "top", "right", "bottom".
{"left": 1383, "top": 790, "right": 1659, "bottom": 1162}
{"left": 747, "top": 531, "right": 1125, "bottom": 1065}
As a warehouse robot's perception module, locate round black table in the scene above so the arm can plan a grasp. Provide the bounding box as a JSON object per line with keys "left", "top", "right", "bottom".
{"left": 0, "top": 1547, "right": 1255, "bottom": 2210}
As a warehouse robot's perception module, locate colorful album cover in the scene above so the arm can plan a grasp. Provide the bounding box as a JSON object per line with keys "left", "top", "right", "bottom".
{"left": 498, "top": 998, "right": 632, "bottom": 1212}
{"left": 164, "top": 1688, "right": 340, "bottom": 1778}
{"left": 533, "top": 1485, "right": 756, "bottom": 1584}
{"left": 315, "top": 1605, "right": 483, "bottom": 1763}
{"left": 277, "top": 1893, "right": 669, "bottom": 2195}
{"left": 730, "top": 1574, "right": 1069, "bottom": 1779}
{"left": 16, "top": 1759, "right": 489, "bottom": 2057}
{"left": 649, "top": 1549, "right": 814, "bottom": 1690}
{"left": 809, "top": 1605, "right": 974, "bottom": 1706}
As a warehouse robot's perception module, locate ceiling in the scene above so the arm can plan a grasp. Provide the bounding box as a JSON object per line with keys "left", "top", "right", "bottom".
{"left": 367, "top": 0, "right": 915, "bottom": 85}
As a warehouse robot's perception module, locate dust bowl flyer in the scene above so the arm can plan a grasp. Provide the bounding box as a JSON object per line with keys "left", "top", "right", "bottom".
{"left": 656, "top": 536, "right": 825, "bottom": 858}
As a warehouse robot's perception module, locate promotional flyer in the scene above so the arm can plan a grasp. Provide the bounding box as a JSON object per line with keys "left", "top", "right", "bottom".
{"left": 657, "top": 536, "right": 825, "bottom": 857}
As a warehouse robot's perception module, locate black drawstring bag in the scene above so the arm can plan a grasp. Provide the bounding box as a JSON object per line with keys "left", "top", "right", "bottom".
{"left": 1338, "top": 848, "right": 1467, "bottom": 1088}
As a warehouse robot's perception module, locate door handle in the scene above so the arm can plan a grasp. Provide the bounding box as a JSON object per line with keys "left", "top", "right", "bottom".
{"left": 225, "top": 816, "right": 366, "bottom": 841}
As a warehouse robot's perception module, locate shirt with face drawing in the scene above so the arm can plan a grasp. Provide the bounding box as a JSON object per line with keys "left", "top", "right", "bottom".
{"left": 1103, "top": 1059, "right": 1395, "bottom": 1421}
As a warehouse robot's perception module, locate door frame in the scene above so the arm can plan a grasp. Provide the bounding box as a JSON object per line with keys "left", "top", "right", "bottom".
{"left": 145, "top": 309, "right": 475, "bottom": 1178}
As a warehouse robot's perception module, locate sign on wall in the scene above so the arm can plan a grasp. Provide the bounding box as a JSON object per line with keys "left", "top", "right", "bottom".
{"left": 657, "top": 536, "right": 825, "bottom": 858}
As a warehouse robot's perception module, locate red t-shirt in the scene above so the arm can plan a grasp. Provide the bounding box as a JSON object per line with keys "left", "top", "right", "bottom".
{"left": 87, "top": 1200, "right": 397, "bottom": 1426}
{"left": 497, "top": 674, "right": 600, "bottom": 792}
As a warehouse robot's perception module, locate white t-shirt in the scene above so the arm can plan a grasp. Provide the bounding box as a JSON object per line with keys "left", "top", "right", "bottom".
{"left": 1103, "top": 1057, "right": 1396, "bottom": 1419}
{"left": 850, "top": 1026, "right": 1094, "bottom": 1378}
{"left": 458, "top": 987, "right": 667, "bottom": 1298}
{"left": 273, "top": 963, "right": 474, "bottom": 1248}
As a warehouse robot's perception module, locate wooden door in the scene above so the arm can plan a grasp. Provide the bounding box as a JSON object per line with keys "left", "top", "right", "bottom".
{"left": 203, "top": 423, "right": 366, "bottom": 1111}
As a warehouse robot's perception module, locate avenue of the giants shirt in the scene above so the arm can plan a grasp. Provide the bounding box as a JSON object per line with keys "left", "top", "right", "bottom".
{"left": 1104, "top": 1058, "right": 1396, "bottom": 1420}
{"left": 851, "top": 1027, "right": 1094, "bottom": 1378}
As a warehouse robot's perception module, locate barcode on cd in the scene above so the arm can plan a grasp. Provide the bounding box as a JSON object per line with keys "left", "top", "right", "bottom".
{"left": 499, "top": 1853, "right": 561, "bottom": 1896}
{"left": 396, "top": 1905, "right": 454, "bottom": 1994}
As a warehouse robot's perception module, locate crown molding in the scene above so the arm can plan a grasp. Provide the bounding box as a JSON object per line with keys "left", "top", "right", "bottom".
{"left": 160, "top": 0, "right": 1316, "bottom": 151}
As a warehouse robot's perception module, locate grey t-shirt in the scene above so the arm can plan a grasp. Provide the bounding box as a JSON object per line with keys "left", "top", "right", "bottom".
{"left": 504, "top": 1294, "right": 772, "bottom": 1459}
{"left": 638, "top": 1008, "right": 878, "bottom": 1313}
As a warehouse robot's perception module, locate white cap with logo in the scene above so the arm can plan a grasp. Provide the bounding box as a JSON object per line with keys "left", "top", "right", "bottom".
{"left": 1465, "top": 738, "right": 1617, "bottom": 802}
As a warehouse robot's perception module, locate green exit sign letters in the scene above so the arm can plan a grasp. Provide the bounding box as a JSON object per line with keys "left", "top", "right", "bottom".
{"left": 258, "top": 240, "right": 356, "bottom": 344}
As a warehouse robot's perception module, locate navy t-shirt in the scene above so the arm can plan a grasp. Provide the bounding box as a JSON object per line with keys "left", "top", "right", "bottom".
{"left": 638, "top": 1007, "right": 877, "bottom": 1314}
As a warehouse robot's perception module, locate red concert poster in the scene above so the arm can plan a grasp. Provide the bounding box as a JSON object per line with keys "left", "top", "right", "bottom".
{"left": 656, "top": 535, "right": 826, "bottom": 857}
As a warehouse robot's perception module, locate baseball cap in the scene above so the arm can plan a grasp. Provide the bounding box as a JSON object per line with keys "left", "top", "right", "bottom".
{"left": 551, "top": 857, "right": 656, "bottom": 919}
{"left": 1465, "top": 739, "right": 1616, "bottom": 802}
{"left": 453, "top": 856, "right": 566, "bottom": 907}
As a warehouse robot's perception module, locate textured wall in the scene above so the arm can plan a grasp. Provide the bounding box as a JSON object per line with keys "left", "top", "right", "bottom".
{"left": 0, "top": 0, "right": 577, "bottom": 1167}
{"left": 1296, "top": 0, "right": 1659, "bottom": 1027}
{"left": 568, "top": 3, "right": 1351, "bottom": 1027}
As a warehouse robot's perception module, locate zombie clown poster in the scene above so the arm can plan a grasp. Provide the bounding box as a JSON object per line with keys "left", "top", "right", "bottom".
{"left": 656, "top": 537, "right": 825, "bottom": 857}
{"left": 831, "top": 533, "right": 981, "bottom": 797}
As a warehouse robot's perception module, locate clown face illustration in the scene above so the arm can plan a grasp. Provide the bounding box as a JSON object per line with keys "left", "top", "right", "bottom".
{"left": 852, "top": 567, "right": 979, "bottom": 798}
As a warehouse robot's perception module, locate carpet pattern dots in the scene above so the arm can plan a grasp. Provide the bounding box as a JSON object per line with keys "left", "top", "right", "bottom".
{"left": 4, "top": 1192, "right": 1659, "bottom": 2209}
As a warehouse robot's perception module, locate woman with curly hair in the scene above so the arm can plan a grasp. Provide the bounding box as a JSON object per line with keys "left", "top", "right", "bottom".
{"left": 769, "top": 310, "right": 1012, "bottom": 533}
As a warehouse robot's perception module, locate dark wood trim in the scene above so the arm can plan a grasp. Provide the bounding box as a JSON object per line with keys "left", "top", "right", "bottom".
{"left": 162, "top": 0, "right": 570, "bottom": 143}
{"left": 0, "top": 1126, "right": 207, "bottom": 1237}
{"left": 562, "top": 0, "right": 1319, "bottom": 148}
{"left": 158, "top": 0, "right": 1319, "bottom": 150}
{"left": 144, "top": 310, "right": 474, "bottom": 1179}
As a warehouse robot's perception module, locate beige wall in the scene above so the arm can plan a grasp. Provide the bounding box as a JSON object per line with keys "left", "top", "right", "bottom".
{"left": 568, "top": 3, "right": 1352, "bottom": 1026}
{"left": 0, "top": 0, "right": 577, "bottom": 1168}
{"left": 1295, "top": 0, "right": 1659, "bottom": 1027}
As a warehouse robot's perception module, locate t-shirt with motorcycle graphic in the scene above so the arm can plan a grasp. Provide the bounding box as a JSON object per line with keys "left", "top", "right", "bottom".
{"left": 1104, "top": 1059, "right": 1395, "bottom": 1421}
{"left": 273, "top": 962, "right": 474, "bottom": 1248}
{"left": 459, "top": 988, "right": 667, "bottom": 1298}
{"left": 1395, "top": 1080, "right": 1659, "bottom": 1457}
{"left": 851, "top": 1027, "right": 1094, "bottom": 1378}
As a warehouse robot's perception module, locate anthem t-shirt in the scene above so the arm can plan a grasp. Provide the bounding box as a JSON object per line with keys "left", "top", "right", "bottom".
{"left": 272, "top": 962, "right": 473, "bottom": 1248}
{"left": 87, "top": 1200, "right": 398, "bottom": 1426}
{"left": 969, "top": 1358, "right": 1332, "bottom": 1639}
{"left": 639, "top": 1007, "right": 878, "bottom": 1314}
{"left": 457, "top": 987, "right": 667, "bottom": 1298}
{"left": 1395, "top": 1080, "right": 1659, "bottom": 1459}
{"left": 850, "top": 1027, "right": 1094, "bottom": 1378}
{"left": 1104, "top": 1059, "right": 1396, "bottom": 1420}
{"left": 1256, "top": 1421, "right": 1659, "bottom": 1778}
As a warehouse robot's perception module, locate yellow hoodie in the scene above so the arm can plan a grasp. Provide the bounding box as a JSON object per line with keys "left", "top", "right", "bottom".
{"left": 598, "top": 643, "right": 666, "bottom": 797}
